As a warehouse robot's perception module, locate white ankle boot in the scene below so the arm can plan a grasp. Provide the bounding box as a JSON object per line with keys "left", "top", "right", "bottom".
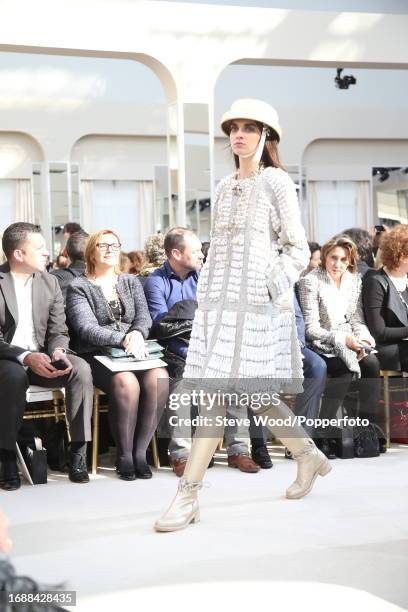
{"left": 286, "top": 443, "right": 332, "bottom": 500}
{"left": 154, "top": 478, "right": 202, "bottom": 532}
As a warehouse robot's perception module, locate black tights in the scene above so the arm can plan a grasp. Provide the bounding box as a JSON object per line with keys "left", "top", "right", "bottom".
{"left": 109, "top": 368, "right": 169, "bottom": 468}
{"left": 85, "top": 356, "right": 169, "bottom": 470}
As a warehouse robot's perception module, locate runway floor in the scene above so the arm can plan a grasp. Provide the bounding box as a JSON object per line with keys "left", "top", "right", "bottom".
{"left": 2, "top": 444, "right": 408, "bottom": 611}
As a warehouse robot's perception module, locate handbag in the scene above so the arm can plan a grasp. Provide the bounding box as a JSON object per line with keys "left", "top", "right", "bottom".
{"left": 104, "top": 340, "right": 164, "bottom": 360}
{"left": 332, "top": 426, "right": 354, "bottom": 459}
{"left": 24, "top": 438, "right": 48, "bottom": 484}
{"left": 353, "top": 424, "right": 380, "bottom": 458}
{"left": 44, "top": 419, "right": 69, "bottom": 472}
{"left": 390, "top": 402, "right": 408, "bottom": 444}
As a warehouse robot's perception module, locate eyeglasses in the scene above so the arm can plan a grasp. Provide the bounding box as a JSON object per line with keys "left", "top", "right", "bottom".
{"left": 96, "top": 243, "right": 121, "bottom": 252}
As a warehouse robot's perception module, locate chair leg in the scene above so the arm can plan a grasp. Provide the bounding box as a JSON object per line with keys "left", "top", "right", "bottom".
{"left": 92, "top": 394, "right": 100, "bottom": 475}
{"left": 383, "top": 374, "right": 391, "bottom": 448}
{"left": 151, "top": 433, "right": 160, "bottom": 469}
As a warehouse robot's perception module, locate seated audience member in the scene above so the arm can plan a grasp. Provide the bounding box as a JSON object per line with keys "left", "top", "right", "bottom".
{"left": 144, "top": 227, "right": 259, "bottom": 475}
{"left": 66, "top": 229, "right": 169, "bottom": 481}
{"left": 54, "top": 253, "right": 69, "bottom": 270}
{"left": 128, "top": 250, "right": 145, "bottom": 275}
{"left": 51, "top": 231, "right": 88, "bottom": 302}
{"left": 250, "top": 293, "right": 327, "bottom": 466}
{"left": 119, "top": 251, "right": 131, "bottom": 273}
{"left": 363, "top": 224, "right": 408, "bottom": 372}
{"left": 298, "top": 235, "right": 381, "bottom": 456}
{"left": 300, "top": 241, "right": 321, "bottom": 277}
{"left": 0, "top": 223, "right": 93, "bottom": 490}
{"left": 342, "top": 227, "right": 374, "bottom": 277}
{"left": 63, "top": 222, "right": 83, "bottom": 241}
{"left": 138, "top": 233, "right": 166, "bottom": 282}
{"left": 201, "top": 241, "right": 210, "bottom": 264}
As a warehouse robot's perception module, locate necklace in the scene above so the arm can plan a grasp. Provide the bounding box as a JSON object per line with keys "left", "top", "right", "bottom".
{"left": 87, "top": 274, "right": 124, "bottom": 331}
{"left": 231, "top": 164, "right": 264, "bottom": 196}
{"left": 105, "top": 296, "right": 124, "bottom": 331}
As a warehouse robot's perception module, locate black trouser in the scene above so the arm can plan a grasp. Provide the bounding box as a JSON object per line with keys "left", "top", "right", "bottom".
{"left": 0, "top": 356, "right": 94, "bottom": 452}
{"left": 319, "top": 354, "right": 381, "bottom": 426}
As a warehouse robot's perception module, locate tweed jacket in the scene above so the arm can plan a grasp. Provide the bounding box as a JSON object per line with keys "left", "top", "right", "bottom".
{"left": 298, "top": 267, "right": 375, "bottom": 375}
{"left": 0, "top": 262, "right": 69, "bottom": 361}
{"left": 183, "top": 166, "right": 309, "bottom": 391}
{"left": 66, "top": 273, "right": 152, "bottom": 354}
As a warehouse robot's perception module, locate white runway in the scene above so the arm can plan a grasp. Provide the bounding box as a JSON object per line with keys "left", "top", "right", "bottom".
{"left": 2, "top": 445, "right": 408, "bottom": 611}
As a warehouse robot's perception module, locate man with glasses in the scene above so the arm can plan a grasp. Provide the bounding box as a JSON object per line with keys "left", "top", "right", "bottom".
{"left": 0, "top": 223, "right": 94, "bottom": 490}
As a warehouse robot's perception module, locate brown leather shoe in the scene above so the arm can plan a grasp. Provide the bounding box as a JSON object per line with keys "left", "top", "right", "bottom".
{"left": 170, "top": 457, "right": 188, "bottom": 478}
{"left": 228, "top": 454, "right": 260, "bottom": 473}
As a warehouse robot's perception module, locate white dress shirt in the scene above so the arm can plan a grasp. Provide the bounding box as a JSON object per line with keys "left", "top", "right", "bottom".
{"left": 10, "top": 272, "right": 39, "bottom": 364}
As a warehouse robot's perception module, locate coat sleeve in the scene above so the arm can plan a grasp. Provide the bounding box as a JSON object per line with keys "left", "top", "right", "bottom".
{"left": 298, "top": 274, "right": 336, "bottom": 345}
{"left": 45, "top": 276, "right": 70, "bottom": 355}
{"left": 264, "top": 168, "right": 310, "bottom": 301}
{"left": 66, "top": 282, "right": 126, "bottom": 348}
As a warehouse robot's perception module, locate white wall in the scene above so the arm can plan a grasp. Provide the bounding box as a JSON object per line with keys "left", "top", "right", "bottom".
{"left": 71, "top": 135, "right": 168, "bottom": 181}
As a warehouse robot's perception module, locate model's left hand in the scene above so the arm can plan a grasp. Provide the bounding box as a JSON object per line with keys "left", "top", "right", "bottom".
{"left": 51, "top": 349, "right": 73, "bottom": 375}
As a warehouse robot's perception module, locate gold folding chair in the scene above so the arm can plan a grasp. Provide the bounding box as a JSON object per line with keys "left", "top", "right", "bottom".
{"left": 380, "top": 370, "right": 403, "bottom": 447}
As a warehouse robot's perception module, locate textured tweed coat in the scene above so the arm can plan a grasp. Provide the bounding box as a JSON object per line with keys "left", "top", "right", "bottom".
{"left": 298, "top": 267, "right": 375, "bottom": 375}
{"left": 183, "top": 166, "right": 309, "bottom": 387}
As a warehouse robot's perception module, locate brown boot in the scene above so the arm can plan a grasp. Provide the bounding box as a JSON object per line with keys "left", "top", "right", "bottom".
{"left": 228, "top": 454, "right": 260, "bottom": 473}
{"left": 170, "top": 457, "right": 188, "bottom": 477}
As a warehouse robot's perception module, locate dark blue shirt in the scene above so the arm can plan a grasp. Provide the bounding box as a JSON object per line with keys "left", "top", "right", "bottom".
{"left": 143, "top": 261, "right": 199, "bottom": 358}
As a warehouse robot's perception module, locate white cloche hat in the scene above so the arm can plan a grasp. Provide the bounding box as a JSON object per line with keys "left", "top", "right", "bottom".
{"left": 221, "top": 98, "right": 282, "bottom": 141}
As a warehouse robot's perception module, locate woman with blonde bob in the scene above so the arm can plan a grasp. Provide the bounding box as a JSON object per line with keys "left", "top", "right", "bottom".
{"left": 298, "top": 235, "right": 381, "bottom": 456}
{"left": 154, "top": 98, "right": 332, "bottom": 533}
{"left": 66, "top": 229, "right": 169, "bottom": 480}
{"left": 363, "top": 224, "right": 408, "bottom": 372}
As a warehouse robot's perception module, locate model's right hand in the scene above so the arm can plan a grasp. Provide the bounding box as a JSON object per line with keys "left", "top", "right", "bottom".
{"left": 23, "top": 352, "right": 61, "bottom": 378}
{"left": 345, "top": 334, "right": 362, "bottom": 352}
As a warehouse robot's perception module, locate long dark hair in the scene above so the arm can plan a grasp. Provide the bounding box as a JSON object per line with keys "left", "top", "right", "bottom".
{"left": 229, "top": 121, "right": 285, "bottom": 171}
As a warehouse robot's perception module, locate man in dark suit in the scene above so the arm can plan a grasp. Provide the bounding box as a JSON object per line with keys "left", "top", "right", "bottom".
{"left": 0, "top": 223, "right": 93, "bottom": 490}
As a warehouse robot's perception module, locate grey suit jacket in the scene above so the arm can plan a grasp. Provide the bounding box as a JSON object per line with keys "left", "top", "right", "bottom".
{"left": 0, "top": 262, "right": 70, "bottom": 362}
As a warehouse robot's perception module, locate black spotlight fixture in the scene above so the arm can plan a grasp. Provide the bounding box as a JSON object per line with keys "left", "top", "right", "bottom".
{"left": 335, "top": 68, "right": 356, "bottom": 90}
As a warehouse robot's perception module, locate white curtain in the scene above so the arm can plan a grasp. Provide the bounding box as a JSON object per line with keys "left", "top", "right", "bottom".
{"left": 0, "top": 180, "right": 15, "bottom": 235}
{"left": 14, "top": 179, "right": 35, "bottom": 223}
{"left": 356, "top": 181, "right": 373, "bottom": 229}
{"left": 80, "top": 180, "right": 94, "bottom": 233}
{"left": 87, "top": 180, "right": 154, "bottom": 250}
{"left": 308, "top": 180, "right": 372, "bottom": 245}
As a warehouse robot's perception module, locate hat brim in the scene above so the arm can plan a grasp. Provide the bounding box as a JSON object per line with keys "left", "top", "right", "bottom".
{"left": 221, "top": 111, "right": 281, "bottom": 142}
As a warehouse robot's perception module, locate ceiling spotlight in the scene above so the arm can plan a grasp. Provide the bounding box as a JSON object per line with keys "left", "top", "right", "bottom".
{"left": 335, "top": 68, "right": 356, "bottom": 90}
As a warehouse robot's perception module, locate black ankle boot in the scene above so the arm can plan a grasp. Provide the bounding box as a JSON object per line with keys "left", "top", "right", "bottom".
{"left": 251, "top": 444, "right": 273, "bottom": 469}
{"left": 0, "top": 449, "right": 20, "bottom": 491}
{"left": 69, "top": 451, "right": 89, "bottom": 483}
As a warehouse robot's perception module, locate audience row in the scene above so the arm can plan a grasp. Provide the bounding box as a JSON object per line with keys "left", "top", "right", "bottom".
{"left": 1, "top": 220, "right": 407, "bottom": 491}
